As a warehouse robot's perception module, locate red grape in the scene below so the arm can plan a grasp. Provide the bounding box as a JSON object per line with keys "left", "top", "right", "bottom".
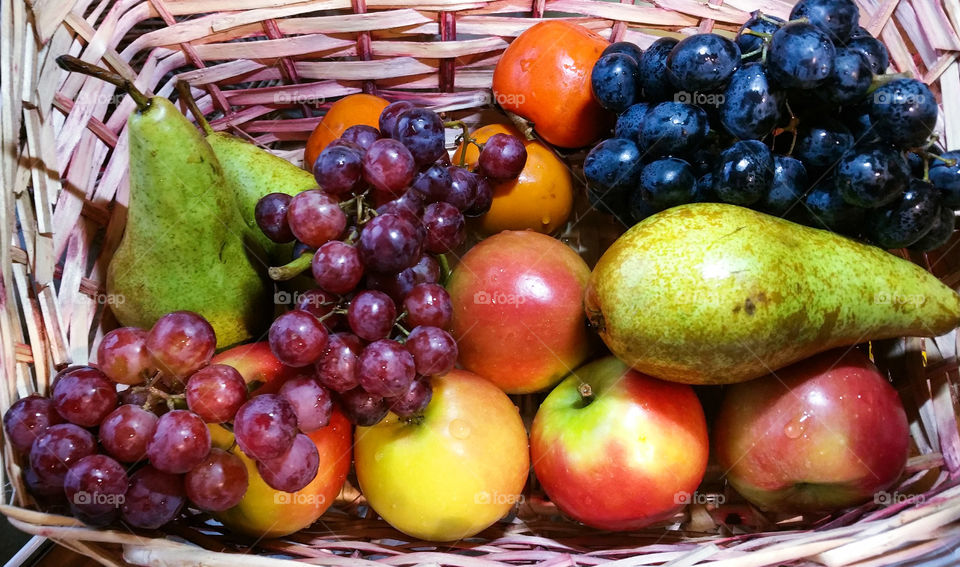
{"left": 378, "top": 101, "right": 415, "bottom": 138}
{"left": 314, "top": 145, "right": 364, "bottom": 195}
{"left": 341, "top": 124, "right": 381, "bottom": 151}
{"left": 256, "top": 433, "right": 320, "bottom": 492}
{"left": 445, "top": 166, "right": 479, "bottom": 211}
{"left": 409, "top": 253, "right": 441, "bottom": 285}
{"left": 118, "top": 387, "right": 168, "bottom": 416}
{"left": 396, "top": 108, "right": 446, "bottom": 165}
{"left": 362, "top": 138, "right": 416, "bottom": 196}
{"left": 121, "top": 465, "right": 185, "bottom": 529}
{"left": 52, "top": 367, "right": 117, "bottom": 427}
{"left": 29, "top": 423, "right": 96, "bottom": 489}
{"left": 422, "top": 202, "right": 466, "bottom": 253}
{"left": 403, "top": 283, "right": 453, "bottom": 329}
{"left": 146, "top": 311, "right": 216, "bottom": 379}
{"left": 99, "top": 404, "right": 158, "bottom": 463}
{"left": 295, "top": 288, "right": 343, "bottom": 330}
{"left": 365, "top": 268, "right": 416, "bottom": 305}
{"left": 64, "top": 454, "right": 128, "bottom": 526}
{"left": 312, "top": 241, "right": 364, "bottom": 295}
{"left": 410, "top": 164, "right": 452, "bottom": 203}
{"left": 315, "top": 333, "right": 361, "bottom": 393}
{"left": 185, "top": 364, "right": 248, "bottom": 423}
{"left": 357, "top": 213, "right": 422, "bottom": 273}
{"left": 465, "top": 176, "right": 494, "bottom": 217}
{"left": 479, "top": 133, "right": 528, "bottom": 179}
{"left": 389, "top": 378, "right": 433, "bottom": 417}
{"left": 97, "top": 327, "right": 154, "bottom": 385}
{"left": 24, "top": 464, "right": 64, "bottom": 498}
{"left": 233, "top": 394, "right": 298, "bottom": 460}
{"left": 405, "top": 326, "right": 458, "bottom": 376}
{"left": 255, "top": 193, "right": 295, "bottom": 243}
{"left": 338, "top": 388, "right": 389, "bottom": 426}
{"left": 268, "top": 310, "right": 329, "bottom": 367}
{"left": 3, "top": 395, "right": 64, "bottom": 453}
{"left": 147, "top": 410, "right": 212, "bottom": 474}
{"left": 358, "top": 339, "right": 416, "bottom": 397}
{"left": 347, "top": 290, "right": 397, "bottom": 341}
{"left": 279, "top": 376, "right": 333, "bottom": 432}
{"left": 379, "top": 186, "right": 426, "bottom": 217}
{"left": 287, "top": 190, "right": 347, "bottom": 248}
{"left": 184, "top": 448, "right": 248, "bottom": 512}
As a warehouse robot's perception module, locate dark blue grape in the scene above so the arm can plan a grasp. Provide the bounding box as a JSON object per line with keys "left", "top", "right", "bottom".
{"left": 695, "top": 172, "right": 717, "bottom": 202}
{"left": 637, "top": 37, "right": 678, "bottom": 101}
{"left": 629, "top": 190, "right": 662, "bottom": 223}
{"left": 844, "top": 105, "right": 879, "bottom": 146}
{"left": 867, "top": 179, "right": 941, "bottom": 248}
{"left": 909, "top": 206, "right": 955, "bottom": 251}
{"left": 689, "top": 130, "right": 721, "bottom": 176}
{"left": 737, "top": 12, "right": 784, "bottom": 62}
{"left": 395, "top": 108, "right": 446, "bottom": 165}
{"left": 666, "top": 33, "right": 740, "bottom": 93}
{"left": 835, "top": 145, "right": 909, "bottom": 207}
{"left": 827, "top": 48, "right": 872, "bottom": 104}
{"left": 804, "top": 178, "right": 865, "bottom": 234}
{"left": 795, "top": 120, "right": 854, "bottom": 168}
{"left": 614, "top": 103, "right": 650, "bottom": 141}
{"left": 759, "top": 155, "right": 807, "bottom": 216}
{"left": 767, "top": 22, "right": 836, "bottom": 90}
{"left": 845, "top": 36, "right": 889, "bottom": 74}
{"left": 720, "top": 63, "right": 782, "bottom": 140}
{"left": 584, "top": 138, "right": 644, "bottom": 220}
{"left": 638, "top": 158, "right": 697, "bottom": 209}
{"left": 906, "top": 152, "right": 926, "bottom": 178}
{"left": 846, "top": 25, "right": 872, "bottom": 41}
{"left": 715, "top": 140, "right": 774, "bottom": 205}
{"left": 637, "top": 102, "right": 709, "bottom": 158}
{"left": 930, "top": 150, "right": 960, "bottom": 207}
{"left": 790, "top": 0, "right": 860, "bottom": 44}
{"left": 591, "top": 53, "right": 640, "bottom": 113}
{"left": 602, "top": 42, "right": 644, "bottom": 63}
{"left": 869, "top": 79, "right": 938, "bottom": 149}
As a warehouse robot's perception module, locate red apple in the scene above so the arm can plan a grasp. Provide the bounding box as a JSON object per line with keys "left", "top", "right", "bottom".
{"left": 531, "top": 357, "right": 709, "bottom": 530}
{"left": 714, "top": 348, "right": 910, "bottom": 513}
{"left": 210, "top": 341, "right": 300, "bottom": 394}
{"left": 354, "top": 369, "right": 529, "bottom": 541}
{"left": 447, "top": 230, "right": 592, "bottom": 394}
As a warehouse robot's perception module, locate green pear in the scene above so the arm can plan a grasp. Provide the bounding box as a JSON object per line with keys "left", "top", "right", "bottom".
{"left": 178, "top": 83, "right": 316, "bottom": 265}
{"left": 585, "top": 203, "right": 960, "bottom": 385}
{"left": 52, "top": 55, "right": 274, "bottom": 348}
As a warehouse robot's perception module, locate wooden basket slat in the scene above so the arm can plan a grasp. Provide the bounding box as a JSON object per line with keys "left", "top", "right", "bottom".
{"left": 913, "top": 1, "right": 960, "bottom": 51}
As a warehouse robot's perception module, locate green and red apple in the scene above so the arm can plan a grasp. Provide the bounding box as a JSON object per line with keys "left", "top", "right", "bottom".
{"left": 714, "top": 348, "right": 910, "bottom": 513}
{"left": 447, "top": 230, "right": 592, "bottom": 394}
{"left": 354, "top": 369, "right": 529, "bottom": 541}
{"left": 531, "top": 357, "right": 709, "bottom": 530}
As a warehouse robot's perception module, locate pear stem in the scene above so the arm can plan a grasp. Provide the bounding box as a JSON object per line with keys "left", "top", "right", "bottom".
{"left": 269, "top": 252, "right": 314, "bottom": 281}
{"left": 55, "top": 55, "right": 150, "bottom": 112}
{"left": 175, "top": 81, "right": 214, "bottom": 136}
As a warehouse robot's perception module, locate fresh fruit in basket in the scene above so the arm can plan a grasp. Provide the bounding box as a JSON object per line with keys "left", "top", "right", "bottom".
{"left": 585, "top": 203, "right": 960, "bottom": 385}
{"left": 303, "top": 93, "right": 390, "bottom": 171}
{"left": 492, "top": 20, "right": 612, "bottom": 148}
{"left": 354, "top": 369, "right": 529, "bottom": 542}
{"left": 454, "top": 123, "right": 573, "bottom": 235}
{"left": 531, "top": 357, "right": 709, "bottom": 530}
{"left": 714, "top": 349, "right": 910, "bottom": 513}
{"left": 447, "top": 230, "right": 592, "bottom": 394}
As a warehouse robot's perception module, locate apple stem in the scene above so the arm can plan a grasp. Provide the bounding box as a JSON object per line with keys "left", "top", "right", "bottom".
{"left": 269, "top": 252, "right": 314, "bottom": 281}
{"left": 578, "top": 382, "right": 594, "bottom": 405}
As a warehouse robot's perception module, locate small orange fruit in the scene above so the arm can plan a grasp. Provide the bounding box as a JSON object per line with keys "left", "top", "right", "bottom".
{"left": 492, "top": 21, "right": 612, "bottom": 148}
{"left": 455, "top": 123, "right": 574, "bottom": 235}
{"left": 304, "top": 93, "right": 389, "bottom": 170}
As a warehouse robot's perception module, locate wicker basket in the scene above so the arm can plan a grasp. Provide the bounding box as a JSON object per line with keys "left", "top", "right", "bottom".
{"left": 3, "top": 0, "right": 960, "bottom": 565}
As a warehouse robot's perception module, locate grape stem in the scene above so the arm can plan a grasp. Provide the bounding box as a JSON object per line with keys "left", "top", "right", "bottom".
{"left": 437, "top": 253, "right": 452, "bottom": 286}
{"left": 742, "top": 28, "right": 773, "bottom": 40}
{"left": 757, "top": 12, "right": 785, "bottom": 26}
{"left": 269, "top": 252, "right": 314, "bottom": 281}
{"left": 740, "top": 47, "right": 763, "bottom": 60}
{"left": 928, "top": 153, "right": 958, "bottom": 167}
{"left": 445, "top": 120, "right": 482, "bottom": 168}
{"left": 400, "top": 414, "right": 426, "bottom": 426}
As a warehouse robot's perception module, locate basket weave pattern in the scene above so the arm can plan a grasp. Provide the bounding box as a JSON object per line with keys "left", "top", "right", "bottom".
{"left": 3, "top": 0, "right": 960, "bottom": 565}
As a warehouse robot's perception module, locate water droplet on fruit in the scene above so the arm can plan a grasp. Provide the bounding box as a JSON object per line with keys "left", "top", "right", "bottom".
{"left": 449, "top": 418, "right": 471, "bottom": 440}
{"left": 783, "top": 414, "right": 810, "bottom": 439}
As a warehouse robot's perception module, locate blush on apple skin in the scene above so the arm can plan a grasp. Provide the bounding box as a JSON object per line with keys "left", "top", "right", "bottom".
{"left": 531, "top": 357, "right": 709, "bottom": 531}
{"left": 714, "top": 348, "right": 910, "bottom": 514}
{"left": 447, "top": 230, "right": 593, "bottom": 394}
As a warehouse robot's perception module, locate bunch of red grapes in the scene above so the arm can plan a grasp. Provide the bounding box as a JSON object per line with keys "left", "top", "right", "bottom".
{"left": 3, "top": 311, "right": 330, "bottom": 529}
{"left": 255, "top": 102, "right": 528, "bottom": 426}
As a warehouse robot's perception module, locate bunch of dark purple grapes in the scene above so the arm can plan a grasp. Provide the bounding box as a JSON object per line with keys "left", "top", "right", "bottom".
{"left": 585, "top": 0, "right": 959, "bottom": 252}
{"left": 254, "top": 102, "right": 527, "bottom": 427}
{"left": 3, "top": 311, "right": 333, "bottom": 529}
